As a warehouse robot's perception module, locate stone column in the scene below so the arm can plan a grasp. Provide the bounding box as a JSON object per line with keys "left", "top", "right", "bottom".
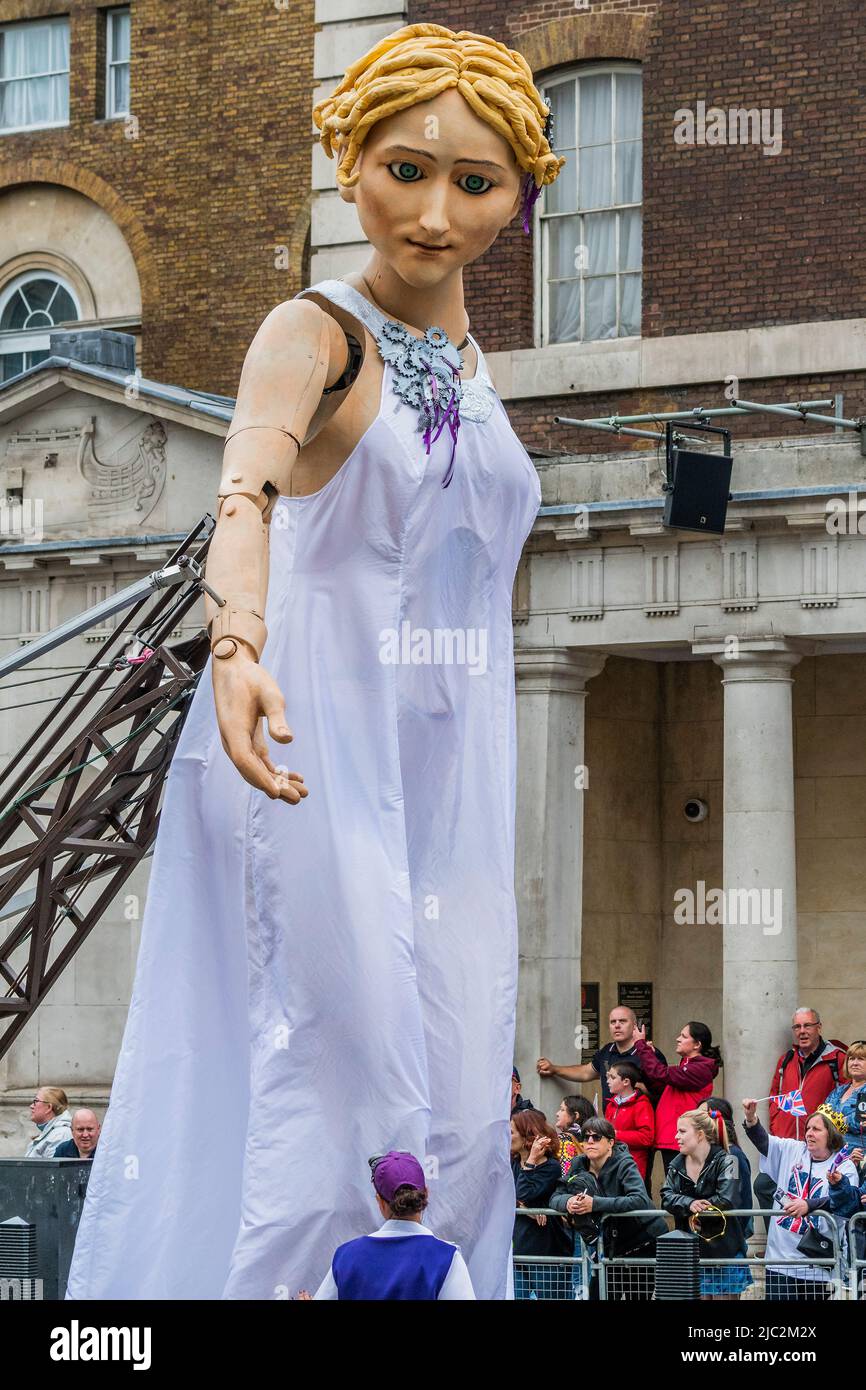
{"left": 514, "top": 647, "right": 606, "bottom": 1114}
{"left": 693, "top": 637, "right": 803, "bottom": 1140}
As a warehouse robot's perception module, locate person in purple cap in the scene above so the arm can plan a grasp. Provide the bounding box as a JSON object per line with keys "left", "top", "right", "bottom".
{"left": 300, "top": 1151, "right": 476, "bottom": 1300}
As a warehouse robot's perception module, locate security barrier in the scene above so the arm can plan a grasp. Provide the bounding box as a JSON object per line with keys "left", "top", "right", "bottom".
{"left": 513, "top": 1207, "right": 591, "bottom": 1300}
{"left": 596, "top": 1208, "right": 844, "bottom": 1301}
{"left": 848, "top": 1212, "right": 866, "bottom": 1301}
{"left": 513, "top": 1206, "right": 849, "bottom": 1301}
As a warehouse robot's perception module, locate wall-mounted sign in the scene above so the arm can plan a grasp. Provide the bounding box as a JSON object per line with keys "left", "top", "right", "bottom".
{"left": 580, "top": 981, "right": 600, "bottom": 1055}
{"left": 618, "top": 981, "right": 653, "bottom": 1041}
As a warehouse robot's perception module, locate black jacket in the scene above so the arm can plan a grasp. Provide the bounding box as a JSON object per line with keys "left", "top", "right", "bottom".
{"left": 512, "top": 1156, "right": 572, "bottom": 1257}
{"left": 53, "top": 1139, "right": 96, "bottom": 1159}
{"left": 661, "top": 1144, "right": 744, "bottom": 1259}
{"left": 550, "top": 1145, "right": 667, "bottom": 1256}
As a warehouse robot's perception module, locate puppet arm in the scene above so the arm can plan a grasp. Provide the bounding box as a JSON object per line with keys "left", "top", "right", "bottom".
{"left": 203, "top": 299, "right": 350, "bottom": 799}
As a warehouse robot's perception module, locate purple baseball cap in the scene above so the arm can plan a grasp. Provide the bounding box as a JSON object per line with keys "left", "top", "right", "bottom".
{"left": 369, "top": 1150, "right": 426, "bottom": 1203}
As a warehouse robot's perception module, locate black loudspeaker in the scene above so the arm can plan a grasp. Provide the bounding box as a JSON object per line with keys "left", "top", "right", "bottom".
{"left": 663, "top": 449, "right": 733, "bottom": 534}
{"left": 663, "top": 422, "right": 733, "bottom": 535}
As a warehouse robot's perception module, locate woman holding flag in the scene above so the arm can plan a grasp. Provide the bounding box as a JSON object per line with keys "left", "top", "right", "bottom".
{"left": 742, "top": 1098, "right": 859, "bottom": 1298}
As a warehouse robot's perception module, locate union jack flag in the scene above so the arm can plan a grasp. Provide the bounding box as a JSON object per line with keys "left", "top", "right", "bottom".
{"left": 775, "top": 1088, "right": 807, "bottom": 1116}
{"left": 776, "top": 1162, "right": 815, "bottom": 1234}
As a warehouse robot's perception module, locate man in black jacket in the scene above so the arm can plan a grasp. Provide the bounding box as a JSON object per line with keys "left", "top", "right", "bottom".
{"left": 54, "top": 1109, "right": 101, "bottom": 1160}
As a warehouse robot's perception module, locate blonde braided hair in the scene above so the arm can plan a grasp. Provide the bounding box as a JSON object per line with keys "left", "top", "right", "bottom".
{"left": 313, "top": 22, "right": 564, "bottom": 205}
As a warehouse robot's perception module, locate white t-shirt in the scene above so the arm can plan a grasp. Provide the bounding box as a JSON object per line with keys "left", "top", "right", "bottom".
{"left": 313, "top": 1219, "right": 476, "bottom": 1300}
{"left": 760, "top": 1135, "right": 858, "bottom": 1279}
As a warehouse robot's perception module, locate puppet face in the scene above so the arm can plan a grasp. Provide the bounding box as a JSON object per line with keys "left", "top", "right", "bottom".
{"left": 339, "top": 87, "right": 523, "bottom": 286}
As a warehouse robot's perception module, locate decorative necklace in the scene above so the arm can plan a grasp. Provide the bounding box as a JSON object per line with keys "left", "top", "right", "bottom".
{"left": 359, "top": 275, "right": 468, "bottom": 488}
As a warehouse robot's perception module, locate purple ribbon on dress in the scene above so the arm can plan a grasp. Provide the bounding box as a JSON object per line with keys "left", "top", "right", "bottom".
{"left": 420, "top": 357, "right": 462, "bottom": 489}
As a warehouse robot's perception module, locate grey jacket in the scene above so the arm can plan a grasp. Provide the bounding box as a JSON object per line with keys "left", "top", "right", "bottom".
{"left": 24, "top": 1109, "right": 73, "bottom": 1158}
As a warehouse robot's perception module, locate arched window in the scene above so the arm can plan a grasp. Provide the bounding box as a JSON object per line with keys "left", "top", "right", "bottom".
{"left": 0, "top": 272, "right": 80, "bottom": 382}
{"left": 539, "top": 64, "right": 642, "bottom": 344}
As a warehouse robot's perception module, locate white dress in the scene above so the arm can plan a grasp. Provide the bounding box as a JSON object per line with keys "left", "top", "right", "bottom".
{"left": 66, "top": 279, "right": 541, "bottom": 1301}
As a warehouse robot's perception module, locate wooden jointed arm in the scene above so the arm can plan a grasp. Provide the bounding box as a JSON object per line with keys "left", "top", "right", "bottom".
{"left": 204, "top": 303, "right": 338, "bottom": 662}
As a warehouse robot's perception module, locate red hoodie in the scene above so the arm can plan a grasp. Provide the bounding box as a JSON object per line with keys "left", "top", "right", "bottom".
{"left": 633, "top": 1039, "right": 719, "bottom": 1149}
{"left": 604, "top": 1091, "right": 655, "bottom": 1178}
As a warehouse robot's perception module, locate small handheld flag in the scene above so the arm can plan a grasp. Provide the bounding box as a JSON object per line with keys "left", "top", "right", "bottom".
{"left": 775, "top": 1088, "right": 807, "bottom": 1116}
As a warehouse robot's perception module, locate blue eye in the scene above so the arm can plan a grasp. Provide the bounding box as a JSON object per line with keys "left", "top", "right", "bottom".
{"left": 388, "top": 161, "right": 422, "bottom": 182}
{"left": 459, "top": 172, "right": 493, "bottom": 195}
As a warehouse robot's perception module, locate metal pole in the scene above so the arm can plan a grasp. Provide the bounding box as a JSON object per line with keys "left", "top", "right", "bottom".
{"left": 565, "top": 400, "right": 834, "bottom": 428}
{"left": 553, "top": 417, "right": 663, "bottom": 440}
{"left": 730, "top": 398, "right": 863, "bottom": 429}
{"left": 0, "top": 557, "right": 224, "bottom": 680}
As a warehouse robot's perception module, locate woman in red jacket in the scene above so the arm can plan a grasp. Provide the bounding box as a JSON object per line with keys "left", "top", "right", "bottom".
{"left": 604, "top": 1060, "right": 655, "bottom": 1180}
{"left": 633, "top": 1022, "right": 721, "bottom": 1175}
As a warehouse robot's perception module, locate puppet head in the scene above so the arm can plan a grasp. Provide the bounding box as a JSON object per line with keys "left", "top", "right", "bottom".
{"left": 313, "top": 23, "right": 564, "bottom": 236}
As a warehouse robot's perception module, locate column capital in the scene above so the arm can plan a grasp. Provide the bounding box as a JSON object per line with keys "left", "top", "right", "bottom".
{"left": 692, "top": 635, "right": 813, "bottom": 681}
{"left": 514, "top": 646, "right": 607, "bottom": 694}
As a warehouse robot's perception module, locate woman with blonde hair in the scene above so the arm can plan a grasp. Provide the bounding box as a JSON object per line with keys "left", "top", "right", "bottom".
{"left": 661, "top": 1108, "right": 752, "bottom": 1299}
{"left": 24, "top": 1086, "right": 72, "bottom": 1159}
{"left": 68, "top": 24, "right": 564, "bottom": 1301}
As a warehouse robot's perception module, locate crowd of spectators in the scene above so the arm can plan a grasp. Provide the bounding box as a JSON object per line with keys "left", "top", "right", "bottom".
{"left": 514, "top": 1005, "right": 866, "bottom": 1300}
{"left": 21, "top": 1012, "right": 866, "bottom": 1302}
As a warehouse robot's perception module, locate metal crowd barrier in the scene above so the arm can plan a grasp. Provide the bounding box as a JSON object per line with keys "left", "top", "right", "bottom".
{"left": 596, "top": 1208, "right": 844, "bottom": 1301}
{"left": 513, "top": 1206, "right": 848, "bottom": 1301}
{"left": 848, "top": 1212, "right": 866, "bottom": 1301}
{"left": 513, "top": 1207, "right": 592, "bottom": 1300}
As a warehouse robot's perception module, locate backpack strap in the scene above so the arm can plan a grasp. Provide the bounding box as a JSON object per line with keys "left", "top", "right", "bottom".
{"left": 773, "top": 1050, "right": 795, "bottom": 1097}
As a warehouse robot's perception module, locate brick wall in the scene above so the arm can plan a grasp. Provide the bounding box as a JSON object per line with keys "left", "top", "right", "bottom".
{"left": 406, "top": 1, "right": 865, "bottom": 439}
{"left": 411, "top": 0, "right": 866, "bottom": 345}
{"left": 0, "top": 0, "right": 314, "bottom": 395}
{"left": 508, "top": 370, "right": 863, "bottom": 455}
{"left": 643, "top": 0, "right": 865, "bottom": 338}
{"left": 407, "top": 1, "right": 658, "bottom": 351}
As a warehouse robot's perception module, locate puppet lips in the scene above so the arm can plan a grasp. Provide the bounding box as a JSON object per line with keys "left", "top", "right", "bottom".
{"left": 408, "top": 239, "right": 450, "bottom": 251}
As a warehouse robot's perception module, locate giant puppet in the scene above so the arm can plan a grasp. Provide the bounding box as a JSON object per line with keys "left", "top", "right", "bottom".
{"left": 67, "top": 23, "right": 563, "bottom": 1301}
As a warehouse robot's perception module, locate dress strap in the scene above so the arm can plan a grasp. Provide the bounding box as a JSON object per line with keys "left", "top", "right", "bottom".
{"left": 465, "top": 332, "right": 494, "bottom": 391}
{"left": 294, "top": 279, "right": 389, "bottom": 340}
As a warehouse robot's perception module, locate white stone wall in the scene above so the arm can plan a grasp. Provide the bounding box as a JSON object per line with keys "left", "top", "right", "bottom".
{"left": 309, "top": 0, "right": 407, "bottom": 283}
